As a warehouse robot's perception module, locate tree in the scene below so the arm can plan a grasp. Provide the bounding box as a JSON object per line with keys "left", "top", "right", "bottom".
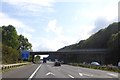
{"left": 2, "top": 44, "right": 19, "bottom": 64}
{"left": 18, "top": 35, "right": 32, "bottom": 50}
{"left": 107, "top": 31, "right": 119, "bottom": 52}
{"left": 34, "top": 55, "right": 40, "bottom": 63}
{"left": 1, "top": 25, "right": 32, "bottom": 64}
{"left": 28, "top": 55, "right": 33, "bottom": 62}
{"left": 107, "top": 31, "right": 120, "bottom": 65}
{"left": 2, "top": 25, "right": 19, "bottom": 49}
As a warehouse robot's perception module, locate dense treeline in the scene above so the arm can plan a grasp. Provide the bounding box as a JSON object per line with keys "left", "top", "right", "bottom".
{"left": 0, "top": 25, "right": 32, "bottom": 64}
{"left": 56, "top": 22, "right": 119, "bottom": 65}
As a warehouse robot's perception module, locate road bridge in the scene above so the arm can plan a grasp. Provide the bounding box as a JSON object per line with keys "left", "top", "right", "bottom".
{"left": 30, "top": 49, "right": 108, "bottom": 55}
{"left": 30, "top": 49, "right": 108, "bottom": 64}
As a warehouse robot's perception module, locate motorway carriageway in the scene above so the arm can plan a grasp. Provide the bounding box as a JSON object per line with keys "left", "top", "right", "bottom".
{"left": 2, "top": 61, "right": 119, "bottom": 80}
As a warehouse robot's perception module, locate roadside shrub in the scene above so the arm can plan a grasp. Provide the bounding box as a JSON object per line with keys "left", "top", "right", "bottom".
{"left": 2, "top": 44, "right": 19, "bottom": 64}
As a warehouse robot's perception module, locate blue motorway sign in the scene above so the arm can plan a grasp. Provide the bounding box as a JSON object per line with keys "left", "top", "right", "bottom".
{"left": 21, "top": 51, "right": 30, "bottom": 60}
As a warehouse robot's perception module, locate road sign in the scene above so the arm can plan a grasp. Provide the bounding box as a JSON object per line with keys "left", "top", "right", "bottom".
{"left": 21, "top": 51, "right": 30, "bottom": 60}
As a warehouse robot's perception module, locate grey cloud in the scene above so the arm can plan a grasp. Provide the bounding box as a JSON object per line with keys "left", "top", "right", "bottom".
{"left": 90, "top": 16, "right": 118, "bottom": 34}
{"left": 91, "top": 17, "right": 109, "bottom": 33}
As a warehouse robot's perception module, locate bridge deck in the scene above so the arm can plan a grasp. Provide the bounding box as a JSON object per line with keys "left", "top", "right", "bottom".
{"left": 30, "top": 49, "right": 108, "bottom": 55}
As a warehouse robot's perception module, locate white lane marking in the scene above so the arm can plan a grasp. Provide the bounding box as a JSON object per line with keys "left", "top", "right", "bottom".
{"left": 68, "top": 75, "right": 74, "bottom": 78}
{"left": 83, "top": 73, "right": 93, "bottom": 76}
{"left": 28, "top": 64, "right": 42, "bottom": 80}
{"left": 79, "top": 73, "right": 83, "bottom": 76}
{"left": 46, "top": 72, "right": 55, "bottom": 76}
{"left": 107, "top": 73, "right": 118, "bottom": 77}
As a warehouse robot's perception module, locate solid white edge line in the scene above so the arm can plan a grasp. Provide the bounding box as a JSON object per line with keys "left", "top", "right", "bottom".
{"left": 28, "top": 64, "right": 42, "bottom": 80}
{"left": 68, "top": 75, "right": 74, "bottom": 78}
{"left": 83, "top": 73, "right": 91, "bottom": 76}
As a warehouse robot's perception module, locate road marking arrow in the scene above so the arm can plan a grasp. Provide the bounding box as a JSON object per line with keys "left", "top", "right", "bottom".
{"left": 46, "top": 72, "right": 55, "bottom": 76}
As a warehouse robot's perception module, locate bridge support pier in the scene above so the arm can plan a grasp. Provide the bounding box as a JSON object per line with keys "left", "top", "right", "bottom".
{"left": 32, "top": 55, "right": 35, "bottom": 63}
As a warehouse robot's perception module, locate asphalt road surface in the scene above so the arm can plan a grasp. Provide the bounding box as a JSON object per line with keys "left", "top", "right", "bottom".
{"left": 2, "top": 61, "right": 119, "bottom": 80}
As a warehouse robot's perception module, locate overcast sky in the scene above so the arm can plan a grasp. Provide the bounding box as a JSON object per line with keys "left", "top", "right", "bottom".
{"left": 0, "top": 0, "right": 119, "bottom": 51}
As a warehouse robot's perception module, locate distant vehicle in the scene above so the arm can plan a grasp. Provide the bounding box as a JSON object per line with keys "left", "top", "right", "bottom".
{"left": 43, "top": 58, "right": 47, "bottom": 63}
{"left": 91, "top": 62, "right": 100, "bottom": 66}
{"left": 54, "top": 60, "right": 61, "bottom": 66}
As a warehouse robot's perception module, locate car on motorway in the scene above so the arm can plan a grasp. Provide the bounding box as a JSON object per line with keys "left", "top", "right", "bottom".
{"left": 43, "top": 57, "right": 47, "bottom": 63}
{"left": 54, "top": 61, "right": 61, "bottom": 66}
{"left": 91, "top": 62, "right": 100, "bottom": 66}
{"left": 54, "top": 59, "right": 61, "bottom": 66}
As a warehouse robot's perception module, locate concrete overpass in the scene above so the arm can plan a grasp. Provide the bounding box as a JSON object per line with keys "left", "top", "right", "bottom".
{"left": 30, "top": 49, "right": 108, "bottom": 63}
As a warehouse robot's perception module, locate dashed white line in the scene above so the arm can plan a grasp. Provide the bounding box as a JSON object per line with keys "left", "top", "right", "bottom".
{"left": 83, "top": 73, "right": 93, "bottom": 76}
{"left": 28, "top": 64, "right": 42, "bottom": 80}
{"left": 68, "top": 75, "right": 74, "bottom": 78}
{"left": 79, "top": 73, "right": 83, "bottom": 76}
